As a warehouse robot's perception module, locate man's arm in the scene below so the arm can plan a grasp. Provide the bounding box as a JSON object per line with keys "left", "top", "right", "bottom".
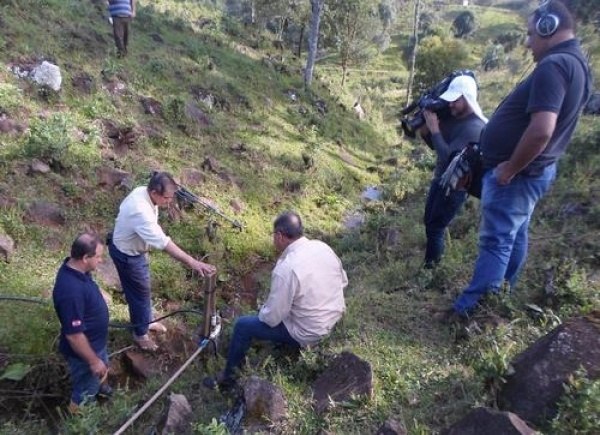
{"left": 258, "top": 272, "right": 295, "bottom": 327}
{"left": 130, "top": 0, "right": 136, "bottom": 17}
{"left": 495, "top": 111, "right": 557, "bottom": 185}
{"left": 65, "top": 333, "right": 108, "bottom": 379}
{"left": 164, "top": 240, "right": 216, "bottom": 276}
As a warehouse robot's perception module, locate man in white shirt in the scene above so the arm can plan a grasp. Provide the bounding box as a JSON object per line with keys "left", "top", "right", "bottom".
{"left": 108, "top": 172, "right": 216, "bottom": 351}
{"left": 206, "top": 211, "right": 347, "bottom": 388}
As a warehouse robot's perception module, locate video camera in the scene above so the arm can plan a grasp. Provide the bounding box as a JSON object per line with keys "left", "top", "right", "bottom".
{"left": 399, "top": 69, "right": 476, "bottom": 138}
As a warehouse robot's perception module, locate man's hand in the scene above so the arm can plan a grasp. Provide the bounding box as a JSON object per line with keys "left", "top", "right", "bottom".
{"left": 190, "top": 260, "right": 216, "bottom": 277}
{"left": 423, "top": 110, "right": 440, "bottom": 134}
{"left": 89, "top": 358, "right": 108, "bottom": 380}
{"left": 494, "top": 161, "right": 517, "bottom": 185}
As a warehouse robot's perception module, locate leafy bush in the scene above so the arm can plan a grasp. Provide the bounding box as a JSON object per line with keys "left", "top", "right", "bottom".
{"left": 482, "top": 43, "right": 505, "bottom": 71}
{"left": 452, "top": 11, "right": 476, "bottom": 38}
{"left": 23, "top": 113, "right": 100, "bottom": 170}
{"left": 413, "top": 35, "right": 471, "bottom": 92}
{"left": 549, "top": 369, "right": 600, "bottom": 434}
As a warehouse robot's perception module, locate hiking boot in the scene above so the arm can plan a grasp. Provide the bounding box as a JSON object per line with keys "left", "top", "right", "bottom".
{"left": 133, "top": 334, "right": 159, "bottom": 352}
{"left": 202, "top": 371, "right": 236, "bottom": 391}
{"left": 96, "top": 383, "right": 113, "bottom": 400}
{"left": 434, "top": 308, "right": 468, "bottom": 325}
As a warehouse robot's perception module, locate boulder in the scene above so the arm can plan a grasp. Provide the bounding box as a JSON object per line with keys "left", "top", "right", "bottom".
{"left": 441, "top": 407, "right": 536, "bottom": 435}
{"left": 96, "top": 166, "right": 132, "bottom": 189}
{"left": 123, "top": 351, "right": 160, "bottom": 379}
{"left": 498, "top": 313, "right": 600, "bottom": 425}
{"left": 376, "top": 418, "right": 407, "bottom": 435}
{"left": 31, "top": 61, "right": 62, "bottom": 91}
{"left": 28, "top": 159, "right": 51, "bottom": 174}
{"left": 243, "top": 376, "right": 288, "bottom": 424}
{"left": 160, "top": 393, "right": 192, "bottom": 435}
{"left": 26, "top": 201, "right": 65, "bottom": 227}
{"left": 312, "top": 351, "right": 373, "bottom": 413}
{"left": 0, "top": 233, "right": 15, "bottom": 262}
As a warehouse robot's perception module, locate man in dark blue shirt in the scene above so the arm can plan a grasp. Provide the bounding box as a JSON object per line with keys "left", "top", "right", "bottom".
{"left": 444, "top": 1, "right": 592, "bottom": 319}
{"left": 53, "top": 233, "right": 110, "bottom": 411}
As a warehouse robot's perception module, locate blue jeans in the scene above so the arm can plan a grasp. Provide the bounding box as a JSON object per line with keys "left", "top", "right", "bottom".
{"left": 453, "top": 164, "right": 556, "bottom": 315}
{"left": 108, "top": 242, "right": 152, "bottom": 337}
{"left": 224, "top": 315, "right": 300, "bottom": 380}
{"left": 67, "top": 348, "right": 108, "bottom": 405}
{"left": 424, "top": 180, "right": 467, "bottom": 265}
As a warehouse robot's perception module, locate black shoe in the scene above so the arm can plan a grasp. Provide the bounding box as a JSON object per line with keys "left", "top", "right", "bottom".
{"left": 202, "top": 373, "right": 235, "bottom": 391}
{"left": 97, "top": 383, "right": 113, "bottom": 400}
{"left": 434, "top": 308, "right": 468, "bottom": 325}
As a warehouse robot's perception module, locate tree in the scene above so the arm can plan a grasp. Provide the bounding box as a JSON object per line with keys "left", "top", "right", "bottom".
{"left": 406, "top": 0, "right": 421, "bottom": 106}
{"left": 413, "top": 35, "right": 471, "bottom": 92}
{"left": 323, "top": 0, "right": 381, "bottom": 87}
{"left": 304, "top": 0, "right": 324, "bottom": 88}
{"left": 452, "top": 10, "right": 475, "bottom": 38}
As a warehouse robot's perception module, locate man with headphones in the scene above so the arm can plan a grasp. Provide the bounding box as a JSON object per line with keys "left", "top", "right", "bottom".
{"left": 439, "top": 1, "right": 592, "bottom": 321}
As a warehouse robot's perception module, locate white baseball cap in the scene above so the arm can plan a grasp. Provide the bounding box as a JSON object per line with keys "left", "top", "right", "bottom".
{"left": 439, "top": 75, "right": 488, "bottom": 123}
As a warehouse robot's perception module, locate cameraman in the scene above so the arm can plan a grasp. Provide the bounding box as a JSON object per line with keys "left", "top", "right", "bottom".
{"left": 419, "top": 75, "right": 487, "bottom": 268}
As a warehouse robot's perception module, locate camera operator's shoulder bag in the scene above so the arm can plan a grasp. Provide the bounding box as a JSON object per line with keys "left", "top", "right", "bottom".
{"left": 439, "top": 142, "right": 483, "bottom": 199}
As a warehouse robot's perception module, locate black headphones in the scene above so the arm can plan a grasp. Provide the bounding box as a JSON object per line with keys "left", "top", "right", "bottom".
{"left": 535, "top": 1, "right": 560, "bottom": 38}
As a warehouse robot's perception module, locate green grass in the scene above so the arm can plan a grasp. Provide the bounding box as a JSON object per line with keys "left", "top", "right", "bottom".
{"left": 0, "top": 0, "right": 599, "bottom": 433}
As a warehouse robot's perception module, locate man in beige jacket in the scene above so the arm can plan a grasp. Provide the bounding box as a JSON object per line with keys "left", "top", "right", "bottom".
{"left": 207, "top": 211, "right": 347, "bottom": 388}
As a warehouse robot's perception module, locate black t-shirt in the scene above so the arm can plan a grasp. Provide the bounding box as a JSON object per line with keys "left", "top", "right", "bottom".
{"left": 481, "top": 39, "right": 591, "bottom": 175}
{"left": 52, "top": 259, "right": 109, "bottom": 358}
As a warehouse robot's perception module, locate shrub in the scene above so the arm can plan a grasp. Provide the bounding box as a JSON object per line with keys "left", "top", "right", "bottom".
{"left": 23, "top": 113, "right": 100, "bottom": 170}
{"left": 549, "top": 369, "right": 600, "bottom": 434}
{"left": 413, "top": 35, "right": 471, "bottom": 92}
{"left": 452, "top": 11, "right": 476, "bottom": 38}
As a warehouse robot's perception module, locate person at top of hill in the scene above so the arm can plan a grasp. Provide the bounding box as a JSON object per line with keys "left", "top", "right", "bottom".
{"left": 204, "top": 211, "right": 348, "bottom": 390}
{"left": 108, "top": 171, "right": 216, "bottom": 351}
{"left": 419, "top": 74, "right": 487, "bottom": 268}
{"left": 107, "top": 0, "right": 136, "bottom": 57}
{"left": 439, "top": 0, "right": 592, "bottom": 323}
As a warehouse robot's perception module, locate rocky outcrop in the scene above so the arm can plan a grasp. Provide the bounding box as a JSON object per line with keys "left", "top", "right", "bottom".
{"left": 498, "top": 313, "right": 600, "bottom": 425}
{"left": 312, "top": 351, "right": 373, "bottom": 413}
{"left": 441, "top": 407, "right": 536, "bottom": 435}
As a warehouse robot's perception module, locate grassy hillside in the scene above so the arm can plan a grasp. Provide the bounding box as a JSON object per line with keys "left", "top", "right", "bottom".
{"left": 0, "top": 0, "right": 599, "bottom": 433}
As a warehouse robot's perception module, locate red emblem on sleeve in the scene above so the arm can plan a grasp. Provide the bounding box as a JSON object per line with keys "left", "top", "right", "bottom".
{"left": 71, "top": 320, "right": 82, "bottom": 327}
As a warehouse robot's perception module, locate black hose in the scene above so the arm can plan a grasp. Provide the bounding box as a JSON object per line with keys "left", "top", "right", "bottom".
{"left": 0, "top": 296, "right": 206, "bottom": 329}
{"left": 108, "top": 309, "right": 204, "bottom": 329}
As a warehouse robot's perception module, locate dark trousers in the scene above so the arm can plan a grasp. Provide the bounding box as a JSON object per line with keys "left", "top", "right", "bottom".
{"left": 224, "top": 316, "right": 300, "bottom": 380}
{"left": 423, "top": 180, "right": 467, "bottom": 266}
{"left": 108, "top": 241, "right": 152, "bottom": 337}
{"left": 112, "top": 17, "right": 131, "bottom": 56}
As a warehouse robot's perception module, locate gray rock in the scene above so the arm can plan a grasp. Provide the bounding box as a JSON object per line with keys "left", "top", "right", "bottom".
{"left": 243, "top": 376, "right": 288, "bottom": 424}
{"left": 26, "top": 201, "right": 65, "bottom": 227}
{"left": 161, "top": 393, "right": 192, "bottom": 435}
{"left": 123, "top": 351, "right": 160, "bottom": 379}
{"left": 498, "top": 314, "right": 600, "bottom": 425}
{"left": 0, "top": 233, "right": 15, "bottom": 262}
{"left": 441, "top": 407, "right": 536, "bottom": 435}
{"left": 312, "top": 351, "right": 373, "bottom": 413}
{"left": 29, "top": 159, "right": 51, "bottom": 174}
{"left": 375, "top": 418, "right": 407, "bottom": 435}
{"left": 96, "top": 166, "right": 132, "bottom": 189}
{"left": 31, "top": 61, "right": 62, "bottom": 91}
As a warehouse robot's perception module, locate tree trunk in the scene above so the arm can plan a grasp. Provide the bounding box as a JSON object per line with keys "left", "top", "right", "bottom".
{"left": 304, "top": 0, "right": 324, "bottom": 88}
{"left": 297, "top": 24, "right": 304, "bottom": 58}
{"left": 406, "top": 0, "right": 421, "bottom": 106}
